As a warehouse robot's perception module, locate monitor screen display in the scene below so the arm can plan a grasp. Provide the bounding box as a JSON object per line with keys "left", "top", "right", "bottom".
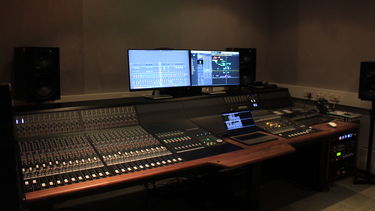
{"left": 190, "top": 50, "right": 240, "bottom": 86}
{"left": 128, "top": 49, "right": 191, "bottom": 90}
{"left": 221, "top": 110, "right": 258, "bottom": 134}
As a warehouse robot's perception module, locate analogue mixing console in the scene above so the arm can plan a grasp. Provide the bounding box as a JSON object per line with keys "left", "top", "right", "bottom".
{"left": 18, "top": 134, "right": 109, "bottom": 192}
{"left": 88, "top": 126, "right": 182, "bottom": 176}
{"left": 14, "top": 107, "right": 238, "bottom": 194}
{"left": 81, "top": 106, "right": 138, "bottom": 130}
{"left": 14, "top": 110, "right": 81, "bottom": 138}
{"left": 254, "top": 112, "right": 318, "bottom": 138}
{"left": 143, "top": 120, "right": 241, "bottom": 161}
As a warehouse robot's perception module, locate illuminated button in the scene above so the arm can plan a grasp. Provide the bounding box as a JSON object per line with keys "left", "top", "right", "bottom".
{"left": 156, "top": 162, "right": 161, "bottom": 165}
{"left": 85, "top": 175, "right": 90, "bottom": 179}
{"left": 172, "top": 159, "right": 177, "bottom": 162}
{"left": 25, "top": 181, "right": 30, "bottom": 186}
{"left": 71, "top": 178, "right": 76, "bottom": 182}
{"left": 177, "top": 158, "right": 182, "bottom": 161}
{"left": 145, "top": 164, "right": 150, "bottom": 168}
{"left": 92, "top": 174, "right": 97, "bottom": 178}
{"left": 49, "top": 181, "right": 54, "bottom": 186}
{"left": 64, "top": 179, "right": 69, "bottom": 183}
{"left": 78, "top": 176, "right": 83, "bottom": 180}
{"left": 57, "top": 180, "right": 61, "bottom": 185}
{"left": 36, "top": 164, "right": 40, "bottom": 169}
{"left": 99, "top": 172, "right": 104, "bottom": 176}
{"left": 133, "top": 166, "right": 138, "bottom": 170}
{"left": 121, "top": 168, "right": 126, "bottom": 172}
{"left": 139, "top": 165, "right": 144, "bottom": 169}
{"left": 151, "top": 163, "right": 156, "bottom": 167}
{"left": 63, "top": 162, "right": 66, "bottom": 166}
{"left": 162, "top": 161, "right": 167, "bottom": 164}
{"left": 115, "top": 169, "right": 120, "bottom": 174}
{"left": 41, "top": 183, "right": 46, "bottom": 187}
{"left": 127, "top": 167, "right": 132, "bottom": 171}
{"left": 167, "top": 160, "right": 172, "bottom": 163}
{"left": 32, "top": 180, "right": 37, "bottom": 184}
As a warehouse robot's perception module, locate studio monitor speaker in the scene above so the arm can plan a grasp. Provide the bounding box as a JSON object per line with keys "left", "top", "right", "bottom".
{"left": 14, "top": 47, "right": 60, "bottom": 101}
{"left": 359, "top": 62, "right": 375, "bottom": 101}
{"left": 226, "top": 48, "right": 256, "bottom": 86}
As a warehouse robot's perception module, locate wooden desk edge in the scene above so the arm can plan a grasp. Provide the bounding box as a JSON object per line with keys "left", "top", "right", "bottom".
{"left": 24, "top": 140, "right": 294, "bottom": 202}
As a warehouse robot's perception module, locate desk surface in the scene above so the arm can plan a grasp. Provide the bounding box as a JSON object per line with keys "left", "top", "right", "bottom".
{"left": 24, "top": 120, "right": 357, "bottom": 202}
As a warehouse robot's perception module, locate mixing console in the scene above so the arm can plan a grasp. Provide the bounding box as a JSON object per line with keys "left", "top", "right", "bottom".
{"left": 255, "top": 115, "right": 317, "bottom": 138}
{"left": 14, "top": 111, "right": 81, "bottom": 138}
{"left": 88, "top": 126, "right": 182, "bottom": 175}
{"left": 81, "top": 106, "right": 138, "bottom": 130}
{"left": 18, "top": 134, "right": 109, "bottom": 192}
{"left": 14, "top": 105, "right": 139, "bottom": 139}
{"left": 185, "top": 128, "right": 224, "bottom": 147}
{"left": 143, "top": 120, "right": 241, "bottom": 161}
{"left": 154, "top": 130, "right": 205, "bottom": 153}
{"left": 224, "top": 94, "right": 259, "bottom": 111}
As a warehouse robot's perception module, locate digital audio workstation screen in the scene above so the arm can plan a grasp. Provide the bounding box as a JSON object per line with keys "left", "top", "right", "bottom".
{"left": 128, "top": 50, "right": 191, "bottom": 90}
{"left": 190, "top": 50, "right": 240, "bottom": 86}
{"left": 221, "top": 110, "right": 258, "bottom": 133}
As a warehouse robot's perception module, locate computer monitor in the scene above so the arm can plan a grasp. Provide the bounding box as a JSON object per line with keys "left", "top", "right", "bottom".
{"left": 190, "top": 50, "right": 240, "bottom": 87}
{"left": 128, "top": 49, "right": 191, "bottom": 92}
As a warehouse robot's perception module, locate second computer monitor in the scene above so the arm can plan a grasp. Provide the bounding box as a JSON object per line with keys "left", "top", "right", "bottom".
{"left": 190, "top": 50, "right": 240, "bottom": 87}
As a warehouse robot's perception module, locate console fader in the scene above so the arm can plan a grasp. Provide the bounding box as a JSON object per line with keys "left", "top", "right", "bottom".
{"left": 143, "top": 120, "right": 241, "bottom": 161}
{"left": 88, "top": 126, "right": 182, "bottom": 176}
{"left": 18, "top": 134, "right": 111, "bottom": 192}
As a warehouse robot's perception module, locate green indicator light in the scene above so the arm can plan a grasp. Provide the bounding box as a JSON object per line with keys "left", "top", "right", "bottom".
{"left": 336, "top": 152, "right": 342, "bottom": 157}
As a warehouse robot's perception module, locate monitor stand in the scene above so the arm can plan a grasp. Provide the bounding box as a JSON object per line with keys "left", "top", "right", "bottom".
{"left": 207, "top": 87, "right": 226, "bottom": 95}
{"left": 144, "top": 90, "right": 173, "bottom": 100}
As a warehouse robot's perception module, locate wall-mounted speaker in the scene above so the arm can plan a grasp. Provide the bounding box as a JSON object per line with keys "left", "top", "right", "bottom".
{"left": 13, "top": 47, "right": 60, "bottom": 101}
{"left": 226, "top": 48, "right": 256, "bottom": 86}
{"left": 359, "top": 62, "right": 375, "bottom": 101}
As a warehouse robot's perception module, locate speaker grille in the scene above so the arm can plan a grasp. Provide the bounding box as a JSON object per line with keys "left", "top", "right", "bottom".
{"left": 14, "top": 47, "right": 60, "bottom": 101}
{"left": 226, "top": 48, "right": 256, "bottom": 86}
{"left": 359, "top": 62, "right": 375, "bottom": 101}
